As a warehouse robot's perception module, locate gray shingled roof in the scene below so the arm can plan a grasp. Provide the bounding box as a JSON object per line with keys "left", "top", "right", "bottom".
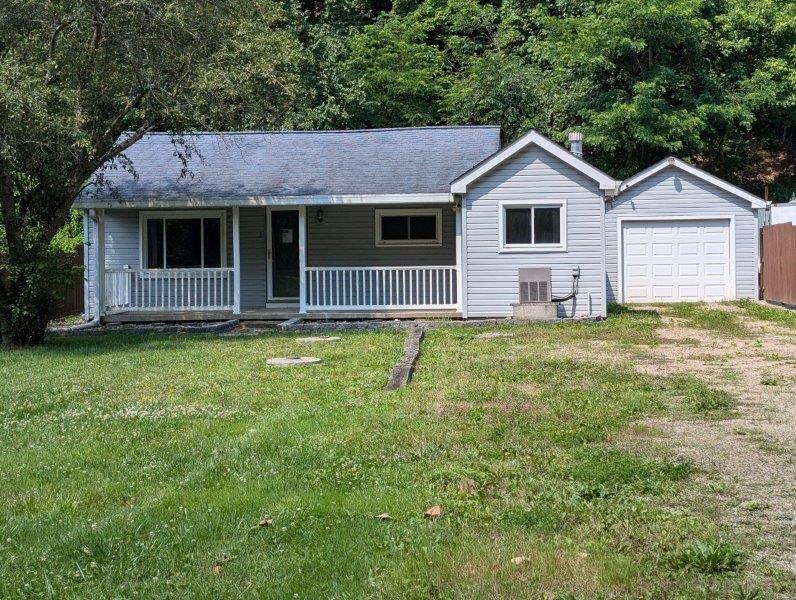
{"left": 75, "top": 126, "right": 501, "bottom": 205}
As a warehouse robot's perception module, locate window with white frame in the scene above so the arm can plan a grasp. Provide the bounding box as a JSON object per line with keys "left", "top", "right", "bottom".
{"left": 499, "top": 201, "right": 567, "bottom": 251}
{"left": 140, "top": 211, "right": 226, "bottom": 268}
{"left": 375, "top": 208, "right": 442, "bottom": 246}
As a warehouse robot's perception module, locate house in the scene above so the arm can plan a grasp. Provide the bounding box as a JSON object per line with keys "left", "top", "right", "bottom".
{"left": 75, "top": 126, "right": 767, "bottom": 322}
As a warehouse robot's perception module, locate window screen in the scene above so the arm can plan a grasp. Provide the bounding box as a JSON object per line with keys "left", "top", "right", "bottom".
{"left": 144, "top": 216, "right": 223, "bottom": 268}
{"left": 378, "top": 212, "right": 439, "bottom": 244}
{"left": 505, "top": 208, "right": 532, "bottom": 244}
{"left": 503, "top": 205, "right": 562, "bottom": 246}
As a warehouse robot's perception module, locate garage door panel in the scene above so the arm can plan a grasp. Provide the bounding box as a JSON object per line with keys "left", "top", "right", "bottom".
{"left": 677, "top": 263, "right": 700, "bottom": 277}
{"left": 678, "top": 243, "right": 699, "bottom": 256}
{"left": 652, "top": 243, "right": 673, "bottom": 256}
{"left": 623, "top": 219, "right": 731, "bottom": 302}
{"left": 626, "top": 243, "right": 650, "bottom": 257}
{"left": 704, "top": 263, "right": 726, "bottom": 276}
{"left": 704, "top": 284, "right": 727, "bottom": 300}
{"left": 704, "top": 242, "right": 727, "bottom": 255}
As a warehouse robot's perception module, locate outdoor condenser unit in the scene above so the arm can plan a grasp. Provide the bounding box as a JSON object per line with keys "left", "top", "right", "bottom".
{"left": 514, "top": 267, "right": 557, "bottom": 320}
{"left": 518, "top": 267, "right": 553, "bottom": 303}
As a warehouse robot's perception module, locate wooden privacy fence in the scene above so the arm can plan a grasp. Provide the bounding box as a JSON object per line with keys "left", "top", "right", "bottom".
{"left": 52, "top": 247, "right": 85, "bottom": 319}
{"left": 760, "top": 223, "right": 796, "bottom": 307}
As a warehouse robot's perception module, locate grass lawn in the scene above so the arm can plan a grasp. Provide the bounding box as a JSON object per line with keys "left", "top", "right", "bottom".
{"left": 0, "top": 309, "right": 789, "bottom": 598}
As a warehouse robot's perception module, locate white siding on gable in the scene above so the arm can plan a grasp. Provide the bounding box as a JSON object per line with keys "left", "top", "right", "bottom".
{"left": 463, "top": 145, "right": 607, "bottom": 318}
{"left": 606, "top": 166, "right": 760, "bottom": 302}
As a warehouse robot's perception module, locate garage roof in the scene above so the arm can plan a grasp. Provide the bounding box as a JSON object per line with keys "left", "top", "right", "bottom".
{"left": 619, "top": 157, "right": 767, "bottom": 209}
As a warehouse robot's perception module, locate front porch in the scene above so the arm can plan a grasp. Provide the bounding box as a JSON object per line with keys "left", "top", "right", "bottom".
{"left": 90, "top": 204, "right": 462, "bottom": 321}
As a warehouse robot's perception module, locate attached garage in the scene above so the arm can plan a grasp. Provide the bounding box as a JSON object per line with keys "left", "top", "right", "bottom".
{"left": 606, "top": 157, "right": 767, "bottom": 304}
{"left": 620, "top": 218, "right": 733, "bottom": 302}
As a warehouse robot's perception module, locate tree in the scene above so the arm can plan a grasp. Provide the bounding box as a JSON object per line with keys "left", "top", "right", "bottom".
{"left": 0, "top": 0, "right": 299, "bottom": 346}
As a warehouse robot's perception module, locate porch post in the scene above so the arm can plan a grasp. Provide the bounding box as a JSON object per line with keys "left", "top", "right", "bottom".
{"left": 455, "top": 201, "right": 464, "bottom": 315}
{"left": 232, "top": 206, "right": 241, "bottom": 315}
{"left": 298, "top": 205, "right": 307, "bottom": 314}
{"left": 93, "top": 209, "right": 106, "bottom": 318}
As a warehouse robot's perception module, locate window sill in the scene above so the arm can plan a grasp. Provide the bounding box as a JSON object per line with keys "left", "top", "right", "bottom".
{"left": 375, "top": 241, "right": 443, "bottom": 248}
{"left": 498, "top": 245, "right": 567, "bottom": 254}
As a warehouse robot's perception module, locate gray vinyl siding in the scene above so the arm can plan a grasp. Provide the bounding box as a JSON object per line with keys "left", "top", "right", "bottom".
{"left": 606, "top": 167, "right": 760, "bottom": 302}
{"left": 239, "top": 208, "right": 267, "bottom": 309}
{"left": 463, "top": 146, "right": 606, "bottom": 318}
{"left": 306, "top": 204, "right": 455, "bottom": 267}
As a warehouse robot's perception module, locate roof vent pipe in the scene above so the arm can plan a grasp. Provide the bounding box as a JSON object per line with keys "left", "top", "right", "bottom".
{"left": 568, "top": 131, "right": 584, "bottom": 158}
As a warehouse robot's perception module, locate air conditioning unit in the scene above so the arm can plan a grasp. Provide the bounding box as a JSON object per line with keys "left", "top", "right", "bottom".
{"left": 518, "top": 268, "right": 552, "bottom": 303}
{"left": 514, "top": 267, "right": 557, "bottom": 320}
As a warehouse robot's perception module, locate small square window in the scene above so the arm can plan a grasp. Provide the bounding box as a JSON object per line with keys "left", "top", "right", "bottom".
{"left": 500, "top": 202, "right": 565, "bottom": 251}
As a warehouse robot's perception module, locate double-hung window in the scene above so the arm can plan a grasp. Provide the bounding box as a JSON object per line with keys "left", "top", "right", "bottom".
{"left": 375, "top": 208, "right": 442, "bottom": 247}
{"left": 140, "top": 211, "right": 226, "bottom": 268}
{"left": 499, "top": 201, "right": 567, "bottom": 251}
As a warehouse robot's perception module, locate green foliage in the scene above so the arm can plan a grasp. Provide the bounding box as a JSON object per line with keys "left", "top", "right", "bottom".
{"left": 737, "top": 299, "right": 796, "bottom": 329}
{"left": 668, "top": 540, "right": 747, "bottom": 574}
{"left": 668, "top": 374, "right": 735, "bottom": 414}
{"left": 669, "top": 302, "right": 747, "bottom": 336}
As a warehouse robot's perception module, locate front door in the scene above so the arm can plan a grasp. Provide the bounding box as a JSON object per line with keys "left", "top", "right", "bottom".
{"left": 268, "top": 209, "right": 300, "bottom": 300}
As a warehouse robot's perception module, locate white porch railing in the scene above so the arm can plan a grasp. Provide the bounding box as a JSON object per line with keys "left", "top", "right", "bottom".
{"left": 305, "top": 266, "right": 458, "bottom": 310}
{"left": 104, "top": 268, "right": 234, "bottom": 312}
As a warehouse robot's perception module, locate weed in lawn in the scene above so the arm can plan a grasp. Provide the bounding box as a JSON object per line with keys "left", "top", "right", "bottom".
{"left": 665, "top": 375, "right": 735, "bottom": 416}
{"left": 760, "top": 375, "right": 779, "bottom": 386}
{"left": 669, "top": 303, "right": 747, "bottom": 336}
{"left": 667, "top": 540, "right": 747, "bottom": 574}
{"left": 736, "top": 299, "right": 796, "bottom": 329}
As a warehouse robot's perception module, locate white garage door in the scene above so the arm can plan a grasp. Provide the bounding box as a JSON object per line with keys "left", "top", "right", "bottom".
{"left": 622, "top": 219, "right": 732, "bottom": 302}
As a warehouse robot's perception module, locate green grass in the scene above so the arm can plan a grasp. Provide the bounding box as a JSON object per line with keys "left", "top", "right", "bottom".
{"left": 668, "top": 303, "right": 747, "bottom": 336}
{"left": 665, "top": 375, "right": 735, "bottom": 417}
{"left": 0, "top": 317, "right": 785, "bottom": 598}
{"left": 737, "top": 299, "right": 796, "bottom": 329}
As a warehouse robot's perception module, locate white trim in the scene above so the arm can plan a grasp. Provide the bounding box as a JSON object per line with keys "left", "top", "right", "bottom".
{"left": 498, "top": 199, "right": 568, "bottom": 253}
{"left": 76, "top": 193, "right": 452, "bottom": 210}
{"left": 82, "top": 211, "right": 90, "bottom": 319}
{"left": 232, "top": 207, "right": 241, "bottom": 315}
{"left": 138, "top": 210, "right": 227, "bottom": 269}
{"left": 618, "top": 157, "right": 767, "bottom": 209}
{"left": 451, "top": 130, "right": 618, "bottom": 193}
{"left": 298, "top": 206, "right": 307, "bottom": 314}
{"left": 599, "top": 193, "right": 608, "bottom": 317}
{"left": 374, "top": 208, "right": 443, "bottom": 247}
{"left": 93, "top": 209, "right": 106, "bottom": 317}
{"left": 616, "top": 215, "right": 737, "bottom": 303}
{"left": 460, "top": 199, "right": 469, "bottom": 318}
{"left": 454, "top": 205, "right": 463, "bottom": 313}
{"left": 266, "top": 207, "right": 301, "bottom": 302}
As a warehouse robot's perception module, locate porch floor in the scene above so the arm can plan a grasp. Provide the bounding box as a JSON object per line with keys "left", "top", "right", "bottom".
{"left": 102, "top": 308, "right": 462, "bottom": 323}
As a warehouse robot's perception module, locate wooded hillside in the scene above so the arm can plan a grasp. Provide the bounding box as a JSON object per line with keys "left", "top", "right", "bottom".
{"left": 184, "top": 0, "right": 794, "bottom": 200}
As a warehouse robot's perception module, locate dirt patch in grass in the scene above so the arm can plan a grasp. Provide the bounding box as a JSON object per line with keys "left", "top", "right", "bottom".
{"left": 601, "top": 304, "right": 796, "bottom": 577}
